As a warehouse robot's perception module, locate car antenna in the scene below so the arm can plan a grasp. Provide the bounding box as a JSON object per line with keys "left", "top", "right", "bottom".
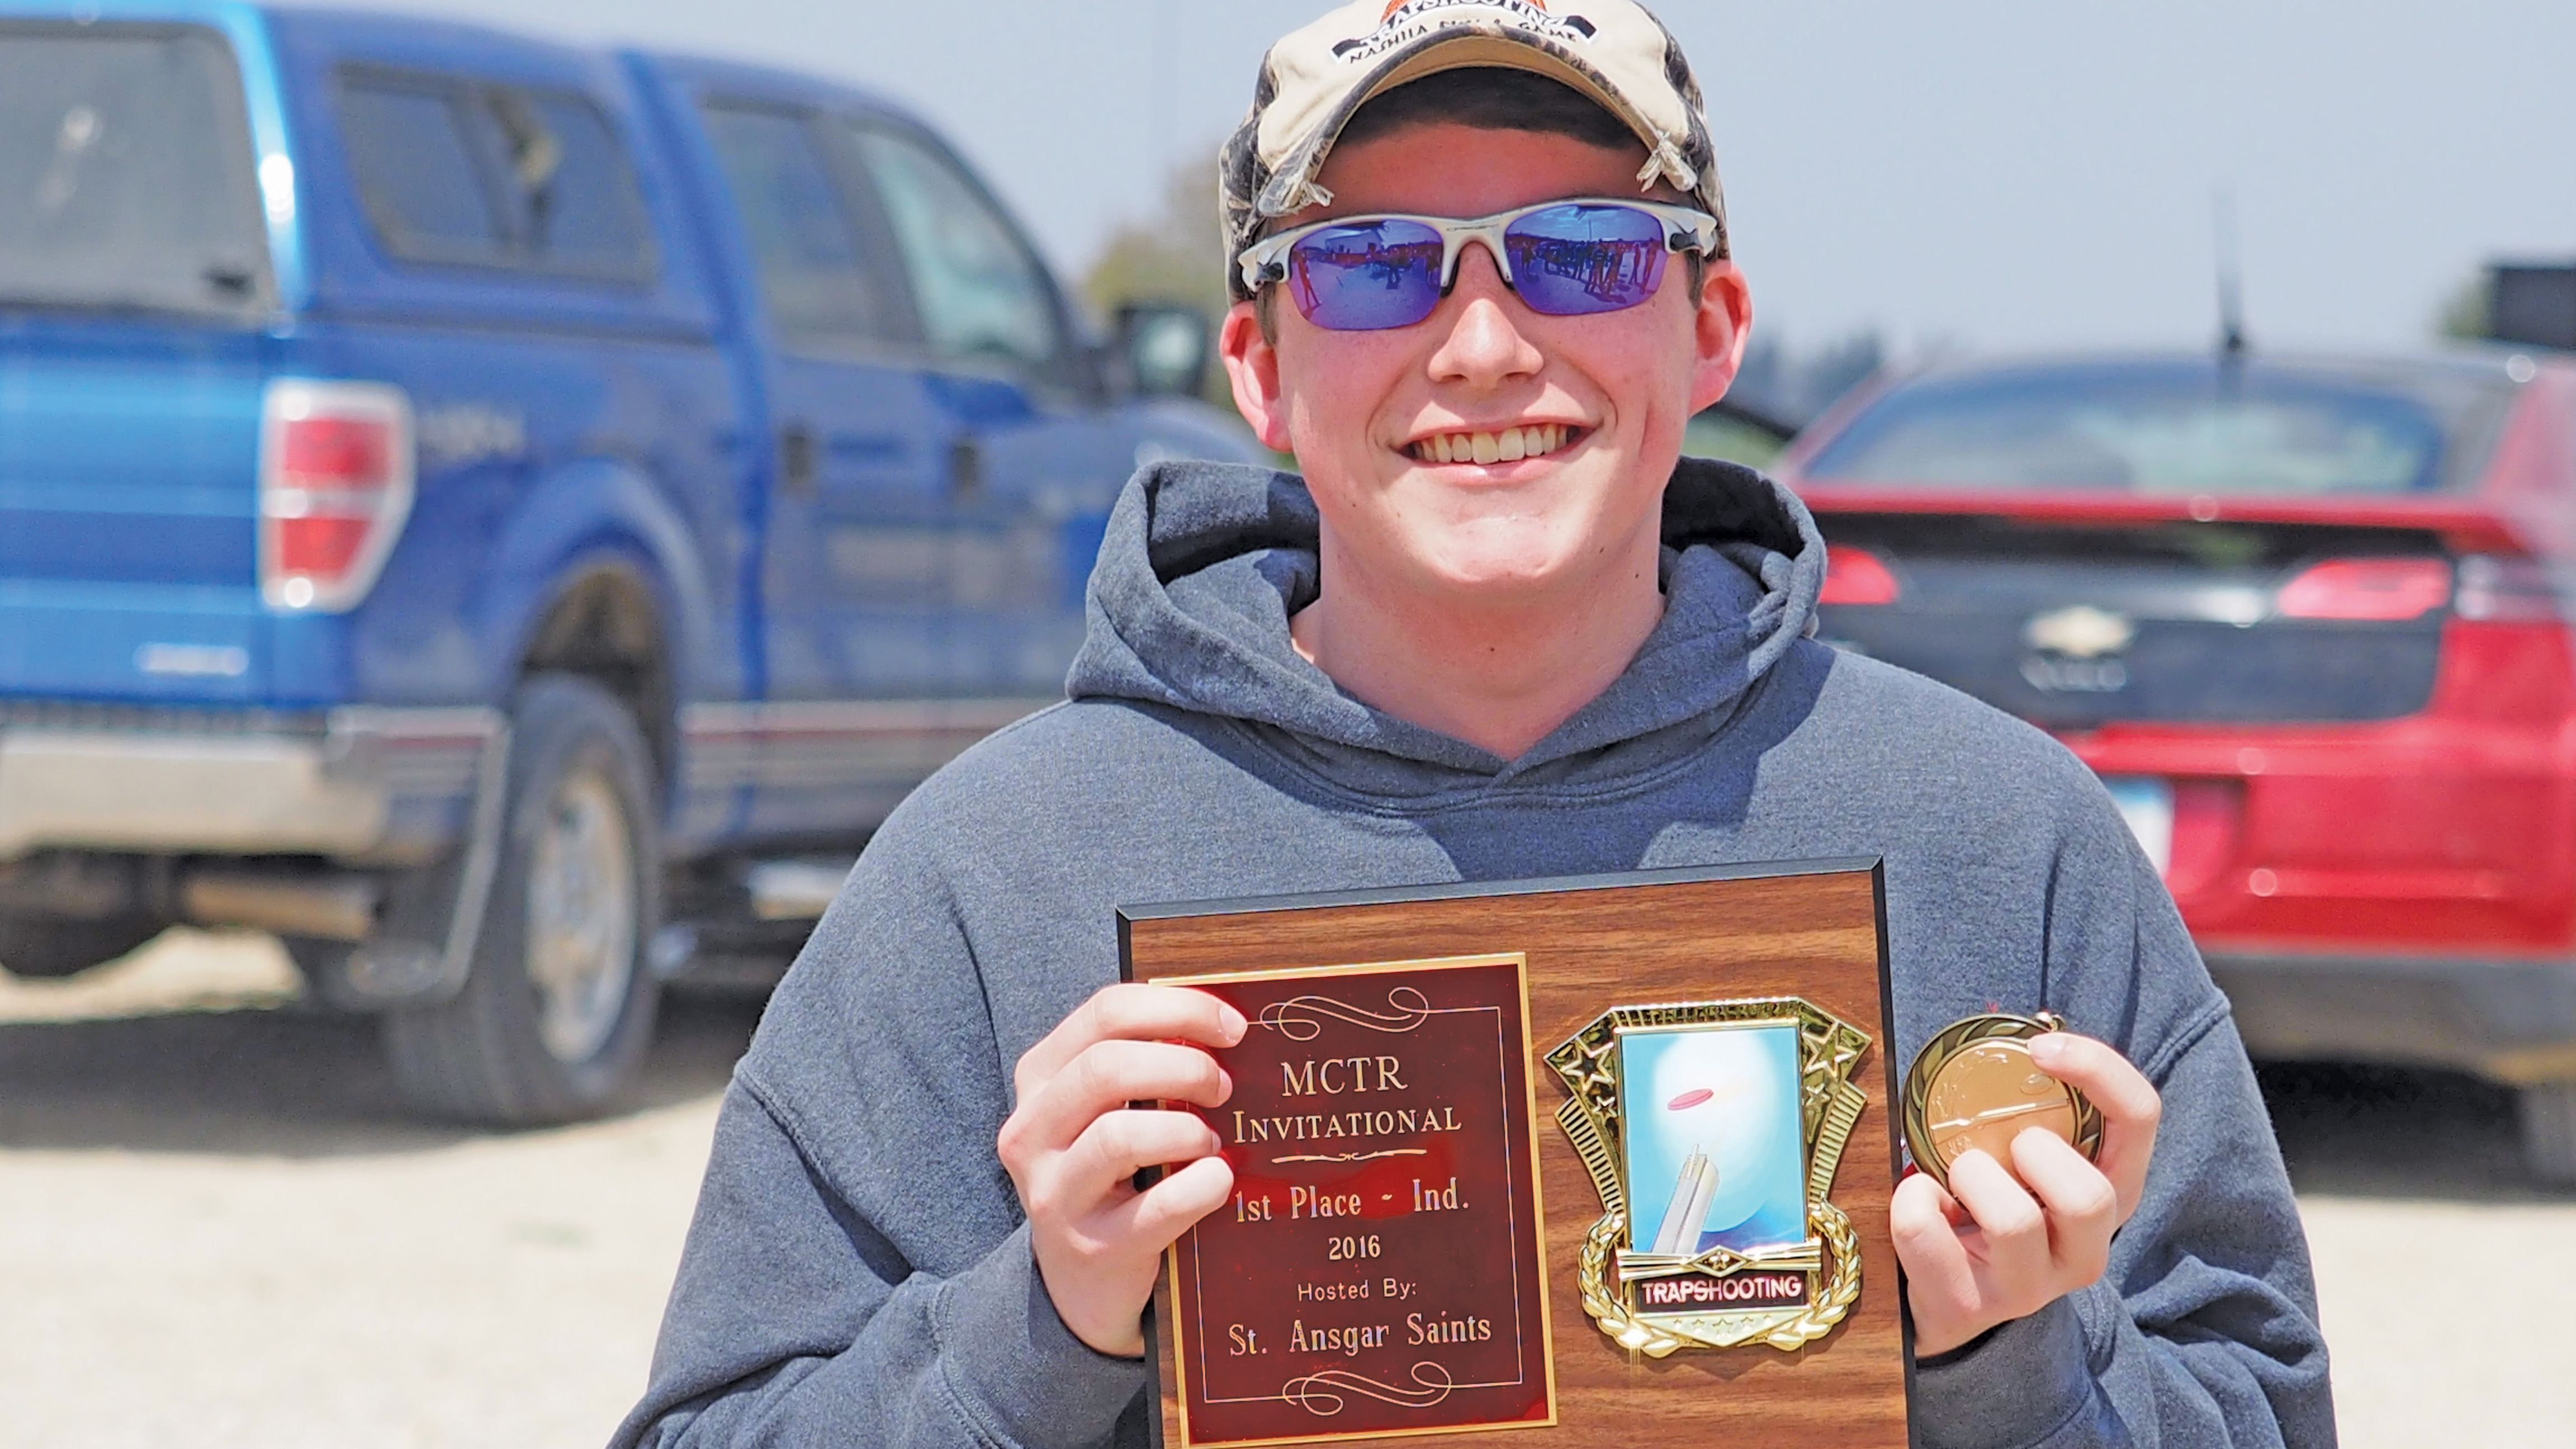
{"left": 2214, "top": 183, "right": 2250, "bottom": 363}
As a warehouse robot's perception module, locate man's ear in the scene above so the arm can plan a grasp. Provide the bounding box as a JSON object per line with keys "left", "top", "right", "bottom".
{"left": 1220, "top": 300, "right": 1294, "bottom": 453}
{"left": 1687, "top": 260, "right": 1755, "bottom": 415}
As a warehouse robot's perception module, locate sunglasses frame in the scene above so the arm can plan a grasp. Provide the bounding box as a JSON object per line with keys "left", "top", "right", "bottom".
{"left": 1235, "top": 197, "right": 1722, "bottom": 320}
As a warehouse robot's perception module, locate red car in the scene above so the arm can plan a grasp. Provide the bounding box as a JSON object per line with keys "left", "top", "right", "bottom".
{"left": 1774, "top": 349, "right": 2576, "bottom": 1182}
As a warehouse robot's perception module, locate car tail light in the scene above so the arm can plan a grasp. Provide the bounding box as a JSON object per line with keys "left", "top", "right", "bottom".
{"left": 2452, "top": 554, "right": 2566, "bottom": 623}
{"left": 259, "top": 380, "right": 414, "bottom": 612}
{"left": 1819, "top": 545, "right": 1900, "bottom": 605}
{"left": 2274, "top": 557, "right": 2451, "bottom": 621}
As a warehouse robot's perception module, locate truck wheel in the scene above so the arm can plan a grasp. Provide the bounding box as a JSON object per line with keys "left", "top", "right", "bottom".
{"left": 2521, "top": 1082, "right": 2576, "bottom": 1185}
{"left": 381, "top": 674, "right": 661, "bottom": 1123}
{"left": 0, "top": 914, "right": 163, "bottom": 979}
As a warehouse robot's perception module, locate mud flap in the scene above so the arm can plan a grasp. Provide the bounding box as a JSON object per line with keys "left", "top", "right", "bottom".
{"left": 324, "top": 725, "right": 512, "bottom": 1008}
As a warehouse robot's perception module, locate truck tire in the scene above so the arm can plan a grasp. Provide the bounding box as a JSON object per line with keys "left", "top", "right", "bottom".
{"left": 2521, "top": 1082, "right": 2576, "bottom": 1185}
{"left": 0, "top": 914, "right": 162, "bottom": 979}
{"left": 381, "top": 674, "right": 661, "bottom": 1123}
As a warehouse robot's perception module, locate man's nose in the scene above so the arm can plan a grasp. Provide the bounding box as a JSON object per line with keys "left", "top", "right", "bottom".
{"left": 1426, "top": 243, "right": 1543, "bottom": 388}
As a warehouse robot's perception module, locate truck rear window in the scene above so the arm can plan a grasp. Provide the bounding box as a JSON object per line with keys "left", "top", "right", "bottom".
{"left": 1801, "top": 359, "right": 2517, "bottom": 496}
{"left": 0, "top": 23, "right": 270, "bottom": 319}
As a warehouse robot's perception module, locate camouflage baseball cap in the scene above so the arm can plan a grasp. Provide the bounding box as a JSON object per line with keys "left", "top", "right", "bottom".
{"left": 1220, "top": 0, "right": 1727, "bottom": 301}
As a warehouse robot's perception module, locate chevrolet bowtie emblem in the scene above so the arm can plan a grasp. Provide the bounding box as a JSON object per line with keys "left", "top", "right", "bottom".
{"left": 2024, "top": 605, "right": 2135, "bottom": 659}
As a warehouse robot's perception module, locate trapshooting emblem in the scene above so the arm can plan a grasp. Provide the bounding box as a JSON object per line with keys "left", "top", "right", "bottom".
{"left": 1545, "top": 997, "right": 1872, "bottom": 1356}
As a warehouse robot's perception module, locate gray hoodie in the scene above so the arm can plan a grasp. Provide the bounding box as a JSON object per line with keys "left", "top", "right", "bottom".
{"left": 617, "top": 458, "right": 2333, "bottom": 1449}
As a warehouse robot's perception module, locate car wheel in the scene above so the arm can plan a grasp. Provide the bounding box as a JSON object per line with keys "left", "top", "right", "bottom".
{"left": 381, "top": 674, "right": 661, "bottom": 1123}
{"left": 2519, "top": 1082, "right": 2576, "bottom": 1186}
{"left": 0, "top": 914, "right": 163, "bottom": 979}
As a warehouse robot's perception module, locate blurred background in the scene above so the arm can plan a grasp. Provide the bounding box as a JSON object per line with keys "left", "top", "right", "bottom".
{"left": 382, "top": 0, "right": 2576, "bottom": 353}
{"left": 4, "top": 0, "right": 2575, "bottom": 1445}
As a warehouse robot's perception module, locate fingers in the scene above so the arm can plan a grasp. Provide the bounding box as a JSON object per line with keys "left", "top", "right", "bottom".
{"left": 1116, "top": 1152, "right": 1237, "bottom": 1248}
{"left": 1027, "top": 1150, "right": 1234, "bottom": 1360}
{"left": 1002, "top": 1039, "right": 1233, "bottom": 1167}
{"left": 1055, "top": 1107, "right": 1228, "bottom": 1209}
{"left": 1895, "top": 1132, "right": 2128, "bottom": 1357}
{"left": 1004, "top": 983, "right": 1249, "bottom": 1361}
{"left": 2027, "top": 1032, "right": 2158, "bottom": 1125}
{"left": 1943, "top": 1148, "right": 2051, "bottom": 1286}
{"left": 1890, "top": 1171, "right": 1974, "bottom": 1295}
{"left": 2029, "top": 1031, "right": 2161, "bottom": 1220}
{"left": 1016, "top": 984, "right": 1247, "bottom": 1098}
{"left": 1891, "top": 1169, "right": 1992, "bottom": 1358}
{"left": 2010, "top": 1130, "right": 2119, "bottom": 1282}
{"left": 1892, "top": 1034, "right": 2148, "bottom": 1364}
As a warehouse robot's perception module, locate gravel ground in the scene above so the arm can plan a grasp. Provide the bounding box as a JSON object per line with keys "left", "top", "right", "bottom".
{"left": 1, "top": 932, "right": 2569, "bottom": 1447}
{"left": 2261, "top": 1063, "right": 2576, "bottom": 1444}
{"left": 0, "top": 934, "right": 750, "bottom": 1449}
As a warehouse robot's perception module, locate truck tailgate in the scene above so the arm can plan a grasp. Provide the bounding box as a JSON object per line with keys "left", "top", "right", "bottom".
{"left": 1, "top": 20, "right": 276, "bottom": 703}
{"left": 0, "top": 323, "right": 272, "bottom": 704}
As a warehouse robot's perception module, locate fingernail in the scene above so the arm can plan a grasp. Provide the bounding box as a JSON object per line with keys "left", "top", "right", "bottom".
{"left": 1220, "top": 1005, "right": 1248, "bottom": 1042}
{"left": 2029, "top": 1033, "right": 2066, "bottom": 1065}
{"left": 1216, "top": 1067, "right": 1234, "bottom": 1102}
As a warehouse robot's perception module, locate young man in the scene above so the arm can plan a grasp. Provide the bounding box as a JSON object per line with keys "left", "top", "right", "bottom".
{"left": 618, "top": 3, "right": 2332, "bottom": 1446}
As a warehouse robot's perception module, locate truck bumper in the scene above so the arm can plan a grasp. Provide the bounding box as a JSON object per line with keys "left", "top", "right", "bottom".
{"left": 0, "top": 706, "right": 500, "bottom": 864}
{"left": 2208, "top": 950, "right": 2576, "bottom": 1086}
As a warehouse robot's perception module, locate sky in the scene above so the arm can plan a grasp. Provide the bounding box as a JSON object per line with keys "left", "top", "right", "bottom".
{"left": 395, "top": 0, "right": 2576, "bottom": 359}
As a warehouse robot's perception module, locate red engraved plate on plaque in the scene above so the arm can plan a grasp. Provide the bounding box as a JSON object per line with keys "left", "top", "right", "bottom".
{"left": 1149, "top": 954, "right": 1555, "bottom": 1446}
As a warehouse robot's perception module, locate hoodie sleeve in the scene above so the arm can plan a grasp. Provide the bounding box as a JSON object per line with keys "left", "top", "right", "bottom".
{"left": 1910, "top": 793, "right": 2336, "bottom": 1449}
{"left": 610, "top": 827, "right": 1147, "bottom": 1449}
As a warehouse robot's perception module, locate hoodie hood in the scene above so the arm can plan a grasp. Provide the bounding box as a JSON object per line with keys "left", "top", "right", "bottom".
{"left": 1066, "top": 456, "right": 1827, "bottom": 795}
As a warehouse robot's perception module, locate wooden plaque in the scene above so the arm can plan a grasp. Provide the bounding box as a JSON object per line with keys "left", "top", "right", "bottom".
{"left": 1119, "top": 859, "right": 1910, "bottom": 1448}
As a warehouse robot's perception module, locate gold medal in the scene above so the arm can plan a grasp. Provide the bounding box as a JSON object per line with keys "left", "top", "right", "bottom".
{"left": 1901, "top": 1012, "right": 2104, "bottom": 1191}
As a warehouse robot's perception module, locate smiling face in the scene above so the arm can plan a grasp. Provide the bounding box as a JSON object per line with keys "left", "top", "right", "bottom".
{"left": 1221, "top": 120, "right": 1751, "bottom": 617}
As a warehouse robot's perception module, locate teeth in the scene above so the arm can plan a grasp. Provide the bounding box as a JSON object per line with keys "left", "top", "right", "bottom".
{"left": 1411, "top": 424, "right": 1573, "bottom": 465}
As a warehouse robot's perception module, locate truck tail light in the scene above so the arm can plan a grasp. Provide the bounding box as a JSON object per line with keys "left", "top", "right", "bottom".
{"left": 1819, "top": 545, "right": 1901, "bottom": 605}
{"left": 259, "top": 380, "right": 414, "bottom": 612}
{"left": 2274, "top": 557, "right": 2451, "bottom": 621}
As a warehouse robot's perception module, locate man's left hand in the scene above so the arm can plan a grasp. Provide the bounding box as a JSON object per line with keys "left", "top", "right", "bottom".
{"left": 1890, "top": 1031, "right": 2162, "bottom": 1357}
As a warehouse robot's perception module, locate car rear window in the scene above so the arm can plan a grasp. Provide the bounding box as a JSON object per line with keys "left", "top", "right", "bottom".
{"left": 338, "top": 68, "right": 655, "bottom": 281}
{"left": 1801, "top": 360, "right": 2517, "bottom": 495}
{"left": 0, "top": 22, "right": 269, "bottom": 319}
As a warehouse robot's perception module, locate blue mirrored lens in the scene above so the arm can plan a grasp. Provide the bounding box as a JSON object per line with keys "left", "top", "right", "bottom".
{"left": 1287, "top": 219, "right": 1445, "bottom": 330}
{"left": 1503, "top": 204, "right": 1669, "bottom": 316}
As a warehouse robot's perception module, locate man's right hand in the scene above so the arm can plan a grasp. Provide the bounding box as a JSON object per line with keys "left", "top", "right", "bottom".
{"left": 997, "top": 983, "right": 1246, "bottom": 1358}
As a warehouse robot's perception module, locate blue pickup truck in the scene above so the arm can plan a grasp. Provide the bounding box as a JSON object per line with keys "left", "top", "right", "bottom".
{"left": 0, "top": 2, "right": 1258, "bottom": 1119}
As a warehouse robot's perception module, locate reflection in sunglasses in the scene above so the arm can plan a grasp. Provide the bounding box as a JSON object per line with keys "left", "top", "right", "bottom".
{"left": 1514, "top": 235, "right": 1660, "bottom": 304}
{"left": 1291, "top": 235, "right": 1440, "bottom": 315}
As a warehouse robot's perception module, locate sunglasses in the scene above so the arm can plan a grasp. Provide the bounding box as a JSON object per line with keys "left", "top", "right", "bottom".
{"left": 1236, "top": 198, "right": 1721, "bottom": 332}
